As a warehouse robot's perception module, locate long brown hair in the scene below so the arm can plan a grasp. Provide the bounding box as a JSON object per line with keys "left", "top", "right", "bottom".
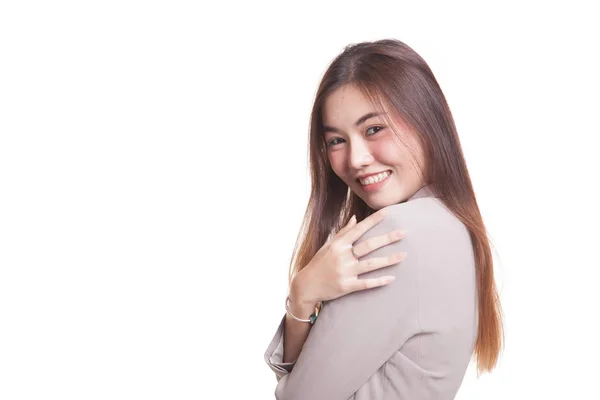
{"left": 286, "top": 39, "right": 503, "bottom": 374}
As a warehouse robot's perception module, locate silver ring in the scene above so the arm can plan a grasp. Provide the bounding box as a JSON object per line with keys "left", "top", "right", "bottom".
{"left": 351, "top": 246, "right": 359, "bottom": 259}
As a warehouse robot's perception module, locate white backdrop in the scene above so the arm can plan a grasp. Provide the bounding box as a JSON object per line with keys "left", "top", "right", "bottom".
{"left": 1, "top": 1, "right": 599, "bottom": 399}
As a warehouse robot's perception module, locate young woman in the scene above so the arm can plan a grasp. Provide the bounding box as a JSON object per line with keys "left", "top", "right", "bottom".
{"left": 264, "top": 39, "right": 503, "bottom": 400}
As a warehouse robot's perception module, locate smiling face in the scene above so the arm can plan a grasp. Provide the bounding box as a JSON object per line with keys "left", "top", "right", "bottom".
{"left": 322, "top": 84, "right": 426, "bottom": 210}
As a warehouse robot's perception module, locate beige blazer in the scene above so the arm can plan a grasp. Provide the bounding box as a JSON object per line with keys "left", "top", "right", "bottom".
{"left": 264, "top": 185, "right": 478, "bottom": 399}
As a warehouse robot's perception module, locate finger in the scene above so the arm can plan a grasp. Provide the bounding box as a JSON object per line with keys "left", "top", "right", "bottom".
{"left": 327, "top": 216, "right": 355, "bottom": 247}
{"left": 339, "top": 208, "right": 387, "bottom": 244}
{"left": 337, "top": 215, "right": 357, "bottom": 236}
{"left": 352, "top": 252, "right": 407, "bottom": 276}
{"left": 346, "top": 275, "right": 396, "bottom": 293}
{"left": 352, "top": 229, "right": 407, "bottom": 259}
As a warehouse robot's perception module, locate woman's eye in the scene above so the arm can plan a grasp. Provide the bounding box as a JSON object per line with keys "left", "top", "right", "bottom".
{"left": 326, "top": 126, "right": 384, "bottom": 147}
{"left": 366, "top": 126, "right": 383, "bottom": 135}
{"left": 327, "top": 138, "right": 344, "bottom": 147}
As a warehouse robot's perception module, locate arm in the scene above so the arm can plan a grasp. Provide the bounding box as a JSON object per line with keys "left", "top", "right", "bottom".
{"left": 283, "top": 280, "right": 320, "bottom": 363}
{"left": 272, "top": 198, "right": 478, "bottom": 400}
{"left": 264, "top": 276, "right": 319, "bottom": 381}
{"left": 273, "top": 214, "right": 419, "bottom": 399}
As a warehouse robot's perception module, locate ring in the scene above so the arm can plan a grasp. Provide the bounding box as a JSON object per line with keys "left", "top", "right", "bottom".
{"left": 351, "top": 246, "right": 359, "bottom": 259}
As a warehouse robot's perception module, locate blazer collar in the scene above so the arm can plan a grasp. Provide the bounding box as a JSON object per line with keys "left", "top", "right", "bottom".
{"left": 407, "top": 184, "right": 436, "bottom": 202}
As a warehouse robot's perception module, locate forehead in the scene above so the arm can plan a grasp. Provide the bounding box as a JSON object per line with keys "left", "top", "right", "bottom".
{"left": 322, "top": 84, "right": 384, "bottom": 124}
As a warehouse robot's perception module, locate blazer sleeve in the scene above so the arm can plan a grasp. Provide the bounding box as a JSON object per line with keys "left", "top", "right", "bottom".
{"left": 264, "top": 314, "right": 297, "bottom": 382}
{"left": 270, "top": 198, "right": 478, "bottom": 400}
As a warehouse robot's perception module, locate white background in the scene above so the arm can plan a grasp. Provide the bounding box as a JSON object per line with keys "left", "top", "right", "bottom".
{"left": 1, "top": 1, "right": 599, "bottom": 399}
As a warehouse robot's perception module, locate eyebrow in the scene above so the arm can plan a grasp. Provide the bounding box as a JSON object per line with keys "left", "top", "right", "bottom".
{"left": 322, "top": 112, "right": 386, "bottom": 134}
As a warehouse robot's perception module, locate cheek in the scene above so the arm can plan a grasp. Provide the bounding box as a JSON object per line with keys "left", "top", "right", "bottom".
{"left": 328, "top": 153, "right": 355, "bottom": 184}
{"left": 378, "top": 136, "right": 418, "bottom": 168}
{"left": 327, "top": 152, "right": 345, "bottom": 173}
{"left": 374, "top": 144, "right": 404, "bottom": 166}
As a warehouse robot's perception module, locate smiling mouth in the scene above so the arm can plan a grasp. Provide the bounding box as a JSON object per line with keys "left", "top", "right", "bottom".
{"left": 356, "top": 170, "right": 392, "bottom": 186}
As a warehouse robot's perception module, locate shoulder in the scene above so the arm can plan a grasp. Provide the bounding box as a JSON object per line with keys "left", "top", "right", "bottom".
{"left": 384, "top": 197, "right": 466, "bottom": 239}
{"left": 360, "top": 197, "right": 470, "bottom": 252}
{"left": 360, "top": 197, "right": 475, "bottom": 290}
{"left": 394, "top": 196, "right": 471, "bottom": 257}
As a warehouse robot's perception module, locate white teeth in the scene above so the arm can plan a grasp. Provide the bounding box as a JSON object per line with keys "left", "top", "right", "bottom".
{"left": 359, "top": 171, "right": 391, "bottom": 185}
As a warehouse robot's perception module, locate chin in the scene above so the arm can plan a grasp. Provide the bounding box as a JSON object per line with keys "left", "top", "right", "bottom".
{"left": 363, "top": 198, "right": 390, "bottom": 210}
{"left": 369, "top": 192, "right": 409, "bottom": 209}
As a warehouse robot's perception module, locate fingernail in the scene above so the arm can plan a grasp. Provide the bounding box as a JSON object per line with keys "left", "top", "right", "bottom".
{"left": 395, "top": 230, "right": 408, "bottom": 239}
{"left": 385, "top": 276, "right": 396, "bottom": 282}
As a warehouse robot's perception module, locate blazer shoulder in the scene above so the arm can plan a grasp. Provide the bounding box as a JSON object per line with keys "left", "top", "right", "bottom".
{"left": 377, "top": 197, "right": 474, "bottom": 272}
{"left": 383, "top": 197, "right": 466, "bottom": 237}
{"left": 357, "top": 196, "right": 473, "bottom": 279}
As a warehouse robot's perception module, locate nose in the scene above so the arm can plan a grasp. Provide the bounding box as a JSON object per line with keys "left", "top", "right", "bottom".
{"left": 348, "top": 139, "right": 374, "bottom": 170}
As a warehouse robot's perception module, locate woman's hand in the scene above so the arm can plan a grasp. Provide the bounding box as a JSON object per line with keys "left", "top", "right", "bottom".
{"left": 290, "top": 208, "right": 407, "bottom": 307}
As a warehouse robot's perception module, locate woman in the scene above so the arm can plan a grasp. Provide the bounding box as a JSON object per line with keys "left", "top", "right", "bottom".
{"left": 264, "top": 39, "right": 503, "bottom": 400}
